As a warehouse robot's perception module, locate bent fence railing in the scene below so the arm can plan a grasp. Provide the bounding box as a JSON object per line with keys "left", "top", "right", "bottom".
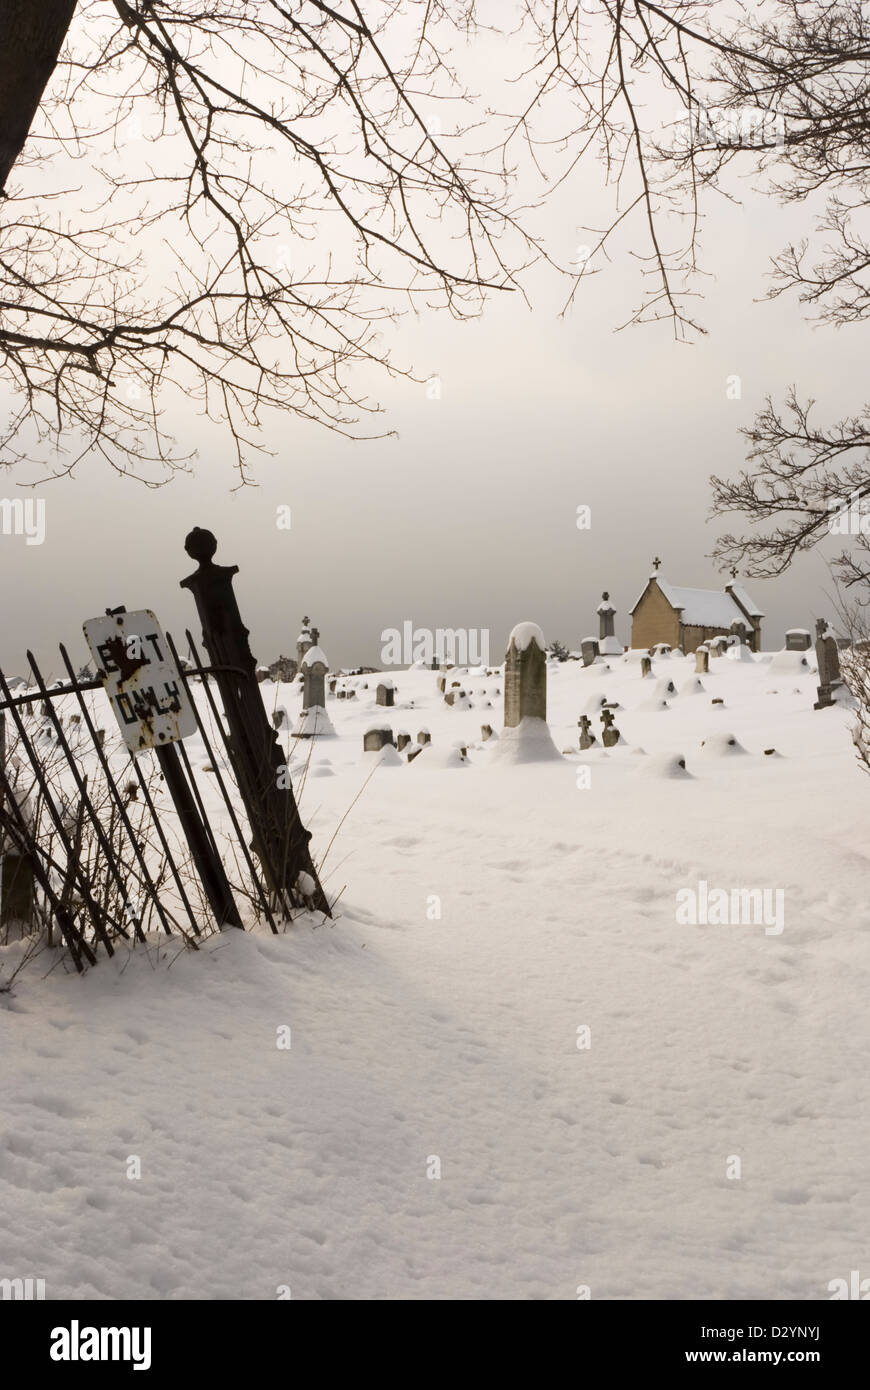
{"left": 0, "top": 530, "right": 330, "bottom": 972}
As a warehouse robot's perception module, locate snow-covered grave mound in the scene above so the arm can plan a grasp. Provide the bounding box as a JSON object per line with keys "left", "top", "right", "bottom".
{"left": 637, "top": 751, "right": 691, "bottom": 778}
{"left": 725, "top": 641, "right": 757, "bottom": 663}
{"left": 486, "top": 716, "right": 562, "bottom": 764}
{"left": 292, "top": 705, "right": 336, "bottom": 738}
{"left": 361, "top": 742, "right": 404, "bottom": 768}
{"left": 767, "top": 647, "right": 814, "bottom": 675}
{"left": 698, "top": 730, "right": 749, "bottom": 757}
{"left": 409, "top": 743, "right": 468, "bottom": 770}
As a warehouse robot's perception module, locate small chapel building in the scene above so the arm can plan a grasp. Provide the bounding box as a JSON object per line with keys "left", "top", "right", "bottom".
{"left": 630, "top": 570, "right": 763, "bottom": 653}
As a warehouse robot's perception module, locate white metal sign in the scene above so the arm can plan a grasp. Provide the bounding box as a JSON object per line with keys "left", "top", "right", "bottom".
{"left": 83, "top": 609, "right": 196, "bottom": 756}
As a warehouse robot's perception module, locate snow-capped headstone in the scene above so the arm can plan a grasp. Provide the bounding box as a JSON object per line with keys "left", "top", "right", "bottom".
{"left": 640, "top": 655, "right": 652, "bottom": 678}
{"left": 581, "top": 637, "right": 600, "bottom": 667}
{"left": 786, "top": 628, "right": 811, "bottom": 652}
{"left": 695, "top": 646, "right": 709, "bottom": 674}
{"left": 301, "top": 644, "right": 328, "bottom": 709}
{"left": 598, "top": 591, "right": 616, "bottom": 641}
{"left": 376, "top": 679, "right": 395, "bottom": 707}
{"left": 504, "top": 623, "right": 547, "bottom": 726}
{"left": 292, "top": 644, "right": 335, "bottom": 737}
{"left": 364, "top": 727, "right": 394, "bottom": 752}
{"left": 596, "top": 592, "right": 623, "bottom": 656}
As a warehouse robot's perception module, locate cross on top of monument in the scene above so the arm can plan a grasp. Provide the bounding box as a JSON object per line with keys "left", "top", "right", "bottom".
{"left": 302, "top": 615, "right": 310, "bottom": 628}
{"left": 729, "top": 566, "right": 739, "bottom": 581}
{"left": 652, "top": 556, "right": 661, "bottom": 572}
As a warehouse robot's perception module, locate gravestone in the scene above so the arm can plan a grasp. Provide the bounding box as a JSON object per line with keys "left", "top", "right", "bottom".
{"left": 396, "top": 731, "right": 411, "bottom": 752}
{"left": 730, "top": 620, "right": 749, "bottom": 646}
{"left": 598, "top": 592, "right": 616, "bottom": 642}
{"left": 640, "top": 655, "right": 652, "bottom": 678}
{"left": 708, "top": 636, "right": 728, "bottom": 657}
{"left": 481, "top": 724, "right": 494, "bottom": 741}
{"left": 364, "top": 727, "right": 394, "bottom": 752}
{"left": 786, "top": 628, "right": 811, "bottom": 652}
{"left": 814, "top": 618, "right": 845, "bottom": 709}
{"left": 417, "top": 728, "right": 431, "bottom": 746}
{"left": 376, "top": 679, "right": 395, "bottom": 707}
{"left": 581, "top": 637, "right": 600, "bottom": 668}
{"left": 600, "top": 708, "right": 620, "bottom": 747}
{"left": 504, "top": 623, "right": 547, "bottom": 727}
{"left": 695, "top": 646, "right": 709, "bottom": 674}
{"left": 597, "top": 592, "right": 623, "bottom": 656}
{"left": 301, "top": 645, "right": 328, "bottom": 709}
{"left": 578, "top": 715, "right": 596, "bottom": 750}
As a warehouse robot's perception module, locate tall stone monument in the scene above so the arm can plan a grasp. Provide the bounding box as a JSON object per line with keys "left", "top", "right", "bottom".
{"left": 504, "top": 622, "right": 547, "bottom": 727}
{"left": 301, "top": 644, "right": 328, "bottom": 709}
{"left": 597, "top": 592, "right": 623, "bottom": 657}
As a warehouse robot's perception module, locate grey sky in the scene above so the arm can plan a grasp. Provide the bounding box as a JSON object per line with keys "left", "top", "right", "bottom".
{"left": 0, "top": 66, "right": 861, "bottom": 675}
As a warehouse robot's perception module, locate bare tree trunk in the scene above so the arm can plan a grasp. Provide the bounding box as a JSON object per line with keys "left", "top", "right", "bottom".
{"left": 0, "top": 0, "right": 78, "bottom": 195}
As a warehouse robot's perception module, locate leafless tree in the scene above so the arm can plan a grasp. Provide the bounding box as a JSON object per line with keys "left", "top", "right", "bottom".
{"left": 0, "top": 1, "right": 538, "bottom": 481}
{"left": 2, "top": 2, "right": 867, "bottom": 487}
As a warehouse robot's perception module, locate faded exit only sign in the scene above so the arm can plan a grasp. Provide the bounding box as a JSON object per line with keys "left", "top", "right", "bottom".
{"left": 83, "top": 609, "right": 196, "bottom": 755}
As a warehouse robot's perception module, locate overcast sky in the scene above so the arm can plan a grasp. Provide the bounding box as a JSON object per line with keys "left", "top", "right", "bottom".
{"left": 0, "top": 16, "right": 862, "bottom": 677}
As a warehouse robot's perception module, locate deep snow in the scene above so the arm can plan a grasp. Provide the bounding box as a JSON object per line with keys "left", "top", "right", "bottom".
{"left": 1, "top": 649, "right": 868, "bottom": 1300}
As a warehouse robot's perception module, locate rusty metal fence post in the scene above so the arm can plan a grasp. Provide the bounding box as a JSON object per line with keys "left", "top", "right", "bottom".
{"left": 180, "top": 528, "right": 331, "bottom": 918}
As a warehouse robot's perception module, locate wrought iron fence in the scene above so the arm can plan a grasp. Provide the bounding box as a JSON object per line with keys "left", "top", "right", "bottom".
{"left": 0, "top": 530, "right": 331, "bottom": 972}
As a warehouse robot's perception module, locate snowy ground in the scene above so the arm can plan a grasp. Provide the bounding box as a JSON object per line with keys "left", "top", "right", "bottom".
{"left": 1, "top": 646, "right": 868, "bottom": 1300}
